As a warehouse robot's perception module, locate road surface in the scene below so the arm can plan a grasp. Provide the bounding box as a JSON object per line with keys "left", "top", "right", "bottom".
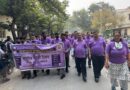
{"left": 0, "top": 56, "right": 130, "bottom": 90}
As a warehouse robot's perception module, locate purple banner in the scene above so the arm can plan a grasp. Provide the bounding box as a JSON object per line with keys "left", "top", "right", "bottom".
{"left": 11, "top": 43, "right": 65, "bottom": 71}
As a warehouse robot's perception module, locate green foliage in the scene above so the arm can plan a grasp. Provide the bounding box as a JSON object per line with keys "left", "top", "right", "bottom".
{"left": 0, "top": 0, "right": 9, "bottom": 15}
{"left": 69, "top": 9, "right": 91, "bottom": 31}
{"left": 0, "top": 0, "right": 68, "bottom": 38}
{"left": 89, "top": 2, "right": 123, "bottom": 34}
{"left": 88, "top": 2, "right": 115, "bottom": 13}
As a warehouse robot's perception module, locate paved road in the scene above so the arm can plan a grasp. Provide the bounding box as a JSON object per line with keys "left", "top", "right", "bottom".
{"left": 0, "top": 56, "right": 130, "bottom": 90}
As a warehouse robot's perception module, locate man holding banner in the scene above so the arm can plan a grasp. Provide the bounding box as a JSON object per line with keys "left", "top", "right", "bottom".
{"left": 60, "top": 33, "right": 71, "bottom": 79}
{"left": 11, "top": 36, "right": 66, "bottom": 79}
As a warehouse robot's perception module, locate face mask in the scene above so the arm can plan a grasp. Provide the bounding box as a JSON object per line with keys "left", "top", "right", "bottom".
{"left": 115, "top": 42, "right": 123, "bottom": 49}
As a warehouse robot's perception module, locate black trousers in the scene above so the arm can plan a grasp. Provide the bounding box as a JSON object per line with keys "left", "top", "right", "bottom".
{"left": 88, "top": 56, "right": 91, "bottom": 66}
{"left": 75, "top": 58, "right": 87, "bottom": 78}
{"left": 91, "top": 55, "right": 105, "bottom": 78}
{"left": 65, "top": 55, "right": 69, "bottom": 72}
{"left": 58, "top": 54, "right": 69, "bottom": 74}
{"left": 129, "top": 67, "right": 130, "bottom": 71}
{"left": 33, "top": 70, "right": 37, "bottom": 76}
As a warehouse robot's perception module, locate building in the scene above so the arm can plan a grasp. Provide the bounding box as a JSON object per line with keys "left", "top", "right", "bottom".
{"left": 114, "top": 7, "right": 130, "bottom": 36}
{"left": 0, "top": 15, "right": 13, "bottom": 41}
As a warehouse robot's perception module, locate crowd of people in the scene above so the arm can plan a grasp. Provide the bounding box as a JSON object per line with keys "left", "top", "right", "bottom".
{"left": 0, "top": 31, "right": 130, "bottom": 90}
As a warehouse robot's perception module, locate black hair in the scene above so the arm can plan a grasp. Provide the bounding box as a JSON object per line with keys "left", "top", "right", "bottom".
{"left": 55, "top": 33, "right": 59, "bottom": 36}
{"left": 113, "top": 31, "right": 121, "bottom": 36}
{"left": 61, "top": 33, "right": 66, "bottom": 37}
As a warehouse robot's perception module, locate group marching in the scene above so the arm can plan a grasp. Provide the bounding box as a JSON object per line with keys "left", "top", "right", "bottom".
{"left": 0, "top": 31, "right": 130, "bottom": 90}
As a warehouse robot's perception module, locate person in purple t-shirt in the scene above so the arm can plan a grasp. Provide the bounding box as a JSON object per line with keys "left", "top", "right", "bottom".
{"left": 105, "top": 31, "right": 129, "bottom": 90}
{"left": 41, "top": 32, "right": 50, "bottom": 75}
{"left": 60, "top": 33, "right": 71, "bottom": 79}
{"left": 54, "top": 33, "right": 62, "bottom": 44}
{"left": 89, "top": 30, "right": 106, "bottom": 83}
{"left": 28, "top": 36, "right": 40, "bottom": 78}
{"left": 65, "top": 31, "right": 72, "bottom": 67}
{"left": 73, "top": 33, "right": 87, "bottom": 82}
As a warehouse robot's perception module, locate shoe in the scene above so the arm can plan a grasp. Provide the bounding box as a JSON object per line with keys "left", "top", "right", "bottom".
{"left": 111, "top": 86, "right": 116, "bottom": 90}
{"left": 66, "top": 69, "right": 69, "bottom": 73}
{"left": 83, "top": 77, "right": 87, "bottom": 82}
{"left": 60, "top": 74, "right": 65, "bottom": 79}
{"left": 46, "top": 70, "right": 50, "bottom": 75}
{"left": 89, "top": 65, "right": 91, "bottom": 68}
{"left": 95, "top": 78, "right": 99, "bottom": 83}
{"left": 42, "top": 70, "right": 44, "bottom": 73}
{"left": 22, "top": 75, "right": 26, "bottom": 79}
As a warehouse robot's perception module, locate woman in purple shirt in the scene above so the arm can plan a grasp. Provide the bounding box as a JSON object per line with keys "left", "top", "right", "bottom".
{"left": 74, "top": 33, "right": 87, "bottom": 82}
{"left": 89, "top": 31, "right": 106, "bottom": 83}
{"left": 105, "top": 31, "right": 129, "bottom": 90}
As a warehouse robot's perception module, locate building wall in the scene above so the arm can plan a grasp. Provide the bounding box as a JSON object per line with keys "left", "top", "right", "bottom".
{"left": 127, "top": 28, "right": 130, "bottom": 36}
{"left": 117, "top": 8, "right": 130, "bottom": 27}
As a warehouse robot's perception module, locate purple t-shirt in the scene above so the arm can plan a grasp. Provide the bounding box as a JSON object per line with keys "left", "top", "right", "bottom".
{"left": 46, "top": 37, "right": 52, "bottom": 44}
{"left": 54, "top": 38, "right": 62, "bottom": 44}
{"left": 29, "top": 39, "right": 41, "bottom": 44}
{"left": 74, "top": 40, "right": 87, "bottom": 58}
{"left": 62, "top": 39, "right": 71, "bottom": 55}
{"left": 85, "top": 36, "right": 91, "bottom": 46}
{"left": 89, "top": 37, "right": 106, "bottom": 56}
{"left": 106, "top": 41, "right": 129, "bottom": 64}
{"left": 41, "top": 37, "right": 51, "bottom": 44}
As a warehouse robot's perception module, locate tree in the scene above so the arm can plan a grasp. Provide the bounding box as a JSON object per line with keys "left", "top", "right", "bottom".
{"left": 69, "top": 9, "right": 91, "bottom": 31}
{"left": 39, "top": 0, "right": 68, "bottom": 34}
{"left": 0, "top": 0, "right": 68, "bottom": 40}
{"left": 88, "top": 2, "right": 115, "bottom": 13}
{"left": 89, "top": 2, "right": 124, "bottom": 33}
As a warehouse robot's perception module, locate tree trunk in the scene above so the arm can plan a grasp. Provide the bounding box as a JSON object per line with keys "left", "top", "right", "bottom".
{"left": 9, "top": 19, "right": 17, "bottom": 41}
{"left": 10, "top": 23, "right": 17, "bottom": 41}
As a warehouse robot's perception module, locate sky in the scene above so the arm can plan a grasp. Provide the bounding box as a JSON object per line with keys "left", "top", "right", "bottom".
{"left": 60, "top": 0, "right": 130, "bottom": 15}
